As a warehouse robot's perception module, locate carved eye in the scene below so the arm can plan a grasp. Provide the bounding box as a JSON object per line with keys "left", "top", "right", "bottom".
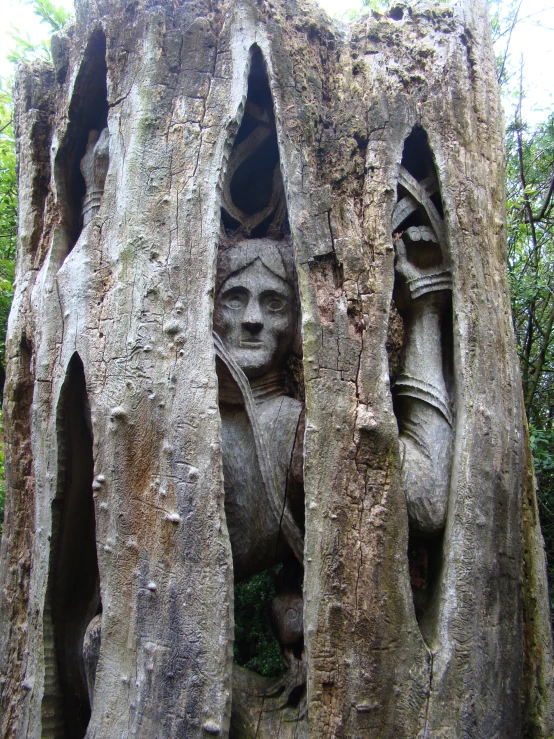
{"left": 223, "top": 291, "right": 247, "bottom": 310}
{"left": 265, "top": 297, "right": 285, "bottom": 313}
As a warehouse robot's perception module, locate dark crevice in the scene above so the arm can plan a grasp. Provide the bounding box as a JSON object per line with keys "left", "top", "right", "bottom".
{"left": 441, "top": 299, "right": 455, "bottom": 400}
{"left": 221, "top": 46, "right": 287, "bottom": 240}
{"left": 232, "top": 134, "right": 279, "bottom": 216}
{"left": 41, "top": 354, "right": 99, "bottom": 739}
{"left": 220, "top": 209, "right": 241, "bottom": 234}
{"left": 29, "top": 110, "right": 55, "bottom": 268}
{"left": 391, "top": 126, "right": 454, "bottom": 640}
{"left": 460, "top": 31, "right": 476, "bottom": 85}
{"left": 389, "top": 5, "right": 404, "bottom": 21}
{"left": 55, "top": 30, "right": 108, "bottom": 258}
{"left": 401, "top": 127, "right": 442, "bottom": 209}
{"left": 353, "top": 132, "right": 368, "bottom": 150}
{"left": 386, "top": 298, "right": 405, "bottom": 387}
{"left": 287, "top": 683, "right": 306, "bottom": 708}
{"left": 217, "top": 45, "right": 306, "bottom": 729}
{"left": 430, "top": 191, "right": 444, "bottom": 219}
{"left": 408, "top": 530, "right": 444, "bottom": 639}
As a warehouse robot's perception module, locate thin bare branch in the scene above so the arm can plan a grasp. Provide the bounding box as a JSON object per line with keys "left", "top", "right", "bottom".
{"left": 497, "top": 0, "right": 523, "bottom": 84}
{"left": 534, "top": 170, "right": 554, "bottom": 222}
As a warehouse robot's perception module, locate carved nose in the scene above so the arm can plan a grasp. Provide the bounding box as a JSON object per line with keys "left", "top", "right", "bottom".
{"left": 242, "top": 300, "right": 263, "bottom": 332}
{"left": 242, "top": 318, "right": 263, "bottom": 334}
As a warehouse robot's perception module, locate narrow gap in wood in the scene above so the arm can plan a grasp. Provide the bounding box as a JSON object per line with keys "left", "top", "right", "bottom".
{"left": 216, "top": 43, "right": 307, "bottom": 737}
{"left": 54, "top": 30, "right": 109, "bottom": 260}
{"left": 41, "top": 353, "right": 100, "bottom": 738}
{"left": 390, "top": 126, "right": 454, "bottom": 643}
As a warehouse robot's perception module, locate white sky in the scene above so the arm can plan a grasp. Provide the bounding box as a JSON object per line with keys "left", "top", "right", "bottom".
{"left": 1, "top": 0, "right": 553, "bottom": 126}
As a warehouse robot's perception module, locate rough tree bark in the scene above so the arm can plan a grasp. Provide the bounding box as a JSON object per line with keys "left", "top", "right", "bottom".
{"left": 0, "top": 0, "right": 552, "bottom": 737}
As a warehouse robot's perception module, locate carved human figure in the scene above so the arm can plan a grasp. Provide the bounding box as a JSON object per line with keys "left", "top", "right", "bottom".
{"left": 80, "top": 127, "right": 109, "bottom": 227}
{"left": 213, "top": 238, "right": 305, "bottom": 649}
{"left": 392, "top": 164, "right": 454, "bottom": 535}
{"left": 393, "top": 236, "right": 453, "bottom": 533}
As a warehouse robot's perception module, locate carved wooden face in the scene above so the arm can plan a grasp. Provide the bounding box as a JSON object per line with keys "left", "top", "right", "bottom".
{"left": 214, "top": 258, "right": 295, "bottom": 379}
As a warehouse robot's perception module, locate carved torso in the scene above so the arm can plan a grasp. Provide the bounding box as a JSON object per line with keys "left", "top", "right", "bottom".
{"left": 219, "top": 372, "right": 303, "bottom": 581}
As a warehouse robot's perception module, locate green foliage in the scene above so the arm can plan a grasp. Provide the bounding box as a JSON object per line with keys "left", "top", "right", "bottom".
{"left": 233, "top": 567, "right": 285, "bottom": 678}
{"left": 506, "top": 111, "right": 554, "bottom": 431}
{"left": 30, "top": 0, "right": 71, "bottom": 31}
{"left": 0, "top": 80, "right": 16, "bottom": 361}
{"left": 0, "top": 411, "right": 4, "bottom": 538}
{"left": 7, "top": 29, "right": 51, "bottom": 64}
{"left": 489, "top": 0, "right": 554, "bottom": 622}
{"left": 0, "top": 75, "right": 16, "bottom": 547}
{"left": 332, "top": 0, "right": 389, "bottom": 24}
{"left": 7, "top": 0, "right": 71, "bottom": 64}
{"left": 530, "top": 426, "right": 554, "bottom": 480}
{"left": 506, "top": 105, "right": 554, "bottom": 614}
{"left": 506, "top": 111, "right": 554, "bottom": 419}
{"left": 361, "top": 0, "right": 391, "bottom": 10}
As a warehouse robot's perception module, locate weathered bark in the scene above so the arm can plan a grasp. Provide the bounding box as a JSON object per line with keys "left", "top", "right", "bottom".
{"left": 0, "top": 0, "right": 552, "bottom": 737}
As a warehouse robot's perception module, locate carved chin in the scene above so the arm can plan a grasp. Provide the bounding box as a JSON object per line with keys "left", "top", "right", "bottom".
{"left": 231, "top": 346, "right": 275, "bottom": 377}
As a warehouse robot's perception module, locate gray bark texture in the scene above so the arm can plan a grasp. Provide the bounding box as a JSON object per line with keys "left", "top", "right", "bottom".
{"left": 0, "top": 0, "right": 553, "bottom": 736}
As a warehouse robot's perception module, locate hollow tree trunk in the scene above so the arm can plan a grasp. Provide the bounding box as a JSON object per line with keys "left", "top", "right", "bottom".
{"left": 0, "top": 0, "right": 552, "bottom": 737}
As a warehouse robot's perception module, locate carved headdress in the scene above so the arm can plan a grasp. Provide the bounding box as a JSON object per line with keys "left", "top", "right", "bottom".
{"left": 216, "top": 238, "right": 302, "bottom": 357}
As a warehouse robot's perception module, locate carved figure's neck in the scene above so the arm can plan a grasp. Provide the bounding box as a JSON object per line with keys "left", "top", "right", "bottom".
{"left": 250, "top": 371, "right": 287, "bottom": 402}
{"left": 218, "top": 369, "right": 286, "bottom": 405}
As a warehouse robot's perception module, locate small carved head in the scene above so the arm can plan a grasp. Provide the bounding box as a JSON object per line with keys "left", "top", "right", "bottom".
{"left": 214, "top": 239, "right": 301, "bottom": 379}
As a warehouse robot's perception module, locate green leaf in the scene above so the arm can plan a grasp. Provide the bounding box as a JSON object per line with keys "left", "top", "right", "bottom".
{"left": 26, "top": 0, "right": 71, "bottom": 32}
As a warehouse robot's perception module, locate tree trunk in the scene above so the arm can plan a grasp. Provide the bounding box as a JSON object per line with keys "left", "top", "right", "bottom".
{"left": 0, "top": 0, "right": 552, "bottom": 736}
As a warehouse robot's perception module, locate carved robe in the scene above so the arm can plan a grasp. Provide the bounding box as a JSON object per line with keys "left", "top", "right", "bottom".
{"left": 218, "top": 368, "right": 304, "bottom": 582}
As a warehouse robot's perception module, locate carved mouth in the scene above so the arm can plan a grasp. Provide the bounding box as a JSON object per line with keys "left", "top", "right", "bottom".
{"left": 240, "top": 339, "right": 263, "bottom": 347}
